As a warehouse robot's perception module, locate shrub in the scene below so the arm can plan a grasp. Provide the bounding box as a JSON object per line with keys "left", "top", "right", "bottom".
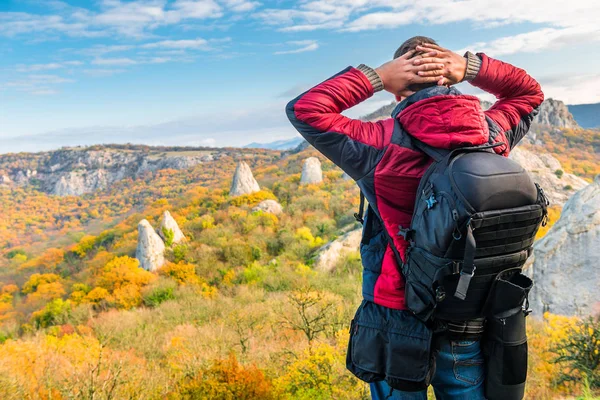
{"left": 172, "top": 244, "right": 189, "bottom": 263}
{"left": 160, "top": 262, "right": 200, "bottom": 285}
{"left": 142, "top": 278, "right": 176, "bottom": 307}
{"left": 172, "top": 353, "right": 275, "bottom": 400}
{"left": 555, "top": 169, "right": 564, "bottom": 178}
{"left": 22, "top": 273, "right": 60, "bottom": 294}
{"left": 32, "top": 299, "right": 72, "bottom": 329}
{"left": 162, "top": 227, "right": 175, "bottom": 247}
{"left": 5, "top": 249, "right": 26, "bottom": 259}
{"left": 552, "top": 316, "right": 600, "bottom": 389}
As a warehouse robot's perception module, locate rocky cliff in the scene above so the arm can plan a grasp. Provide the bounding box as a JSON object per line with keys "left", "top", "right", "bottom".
{"left": 533, "top": 98, "right": 579, "bottom": 129}
{"left": 0, "top": 145, "right": 220, "bottom": 196}
{"left": 509, "top": 147, "right": 588, "bottom": 207}
{"left": 527, "top": 176, "right": 599, "bottom": 316}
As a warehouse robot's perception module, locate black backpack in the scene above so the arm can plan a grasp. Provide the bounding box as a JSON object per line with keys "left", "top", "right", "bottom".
{"left": 404, "top": 135, "right": 549, "bottom": 322}
{"left": 357, "top": 130, "right": 549, "bottom": 323}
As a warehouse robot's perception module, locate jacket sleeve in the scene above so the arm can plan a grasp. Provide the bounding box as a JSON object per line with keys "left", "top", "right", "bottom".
{"left": 470, "top": 54, "right": 544, "bottom": 152}
{"left": 286, "top": 67, "right": 392, "bottom": 180}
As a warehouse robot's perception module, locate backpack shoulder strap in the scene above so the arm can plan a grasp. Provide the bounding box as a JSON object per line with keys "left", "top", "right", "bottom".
{"left": 392, "top": 119, "right": 449, "bottom": 162}
{"left": 410, "top": 137, "right": 449, "bottom": 162}
{"left": 354, "top": 191, "right": 365, "bottom": 224}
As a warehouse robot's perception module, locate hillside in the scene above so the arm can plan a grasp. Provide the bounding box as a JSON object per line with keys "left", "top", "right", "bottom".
{"left": 0, "top": 140, "right": 597, "bottom": 398}
{"left": 0, "top": 96, "right": 597, "bottom": 399}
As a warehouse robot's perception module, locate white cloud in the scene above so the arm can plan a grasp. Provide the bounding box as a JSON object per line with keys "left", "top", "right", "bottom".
{"left": 83, "top": 68, "right": 126, "bottom": 77}
{"left": 16, "top": 60, "right": 83, "bottom": 72}
{"left": 462, "top": 24, "right": 600, "bottom": 56}
{"left": 274, "top": 40, "right": 319, "bottom": 55}
{"left": 540, "top": 73, "right": 600, "bottom": 105}
{"left": 92, "top": 57, "right": 138, "bottom": 66}
{"left": 222, "top": 0, "right": 261, "bottom": 13}
{"left": 1, "top": 74, "right": 74, "bottom": 95}
{"left": 141, "top": 38, "right": 209, "bottom": 49}
{"left": 0, "top": 0, "right": 227, "bottom": 39}
{"left": 256, "top": 0, "right": 600, "bottom": 56}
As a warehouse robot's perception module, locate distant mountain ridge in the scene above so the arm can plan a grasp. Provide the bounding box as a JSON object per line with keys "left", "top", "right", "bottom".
{"left": 243, "top": 137, "right": 303, "bottom": 150}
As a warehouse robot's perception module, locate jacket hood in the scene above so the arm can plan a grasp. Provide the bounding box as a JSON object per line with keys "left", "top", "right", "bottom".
{"left": 391, "top": 86, "right": 489, "bottom": 150}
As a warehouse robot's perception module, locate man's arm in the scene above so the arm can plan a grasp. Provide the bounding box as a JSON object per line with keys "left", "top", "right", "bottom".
{"left": 286, "top": 52, "right": 444, "bottom": 180}
{"left": 415, "top": 44, "right": 544, "bottom": 154}
{"left": 470, "top": 54, "right": 544, "bottom": 151}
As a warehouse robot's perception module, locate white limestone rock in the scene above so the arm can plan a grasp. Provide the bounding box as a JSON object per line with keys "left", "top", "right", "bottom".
{"left": 52, "top": 169, "right": 112, "bottom": 196}
{"left": 158, "top": 211, "right": 186, "bottom": 245}
{"left": 509, "top": 147, "right": 588, "bottom": 208}
{"left": 533, "top": 98, "right": 579, "bottom": 129}
{"left": 300, "top": 157, "right": 323, "bottom": 185}
{"left": 135, "top": 219, "right": 166, "bottom": 272}
{"left": 527, "top": 176, "right": 600, "bottom": 316}
{"left": 230, "top": 161, "right": 260, "bottom": 197}
{"left": 252, "top": 199, "right": 283, "bottom": 215}
{"left": 314, "top": 228, "right": 362, "bottom": 272}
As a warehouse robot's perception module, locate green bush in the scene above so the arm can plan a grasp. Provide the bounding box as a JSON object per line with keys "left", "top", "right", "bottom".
{"left": 552, "top": 316, "right": 600, "bottom": 389}
{"left": 142, "top": 278, "right": 176, "bottom": 307}
{"left": 555, "top": 169, "right": 564, "bottom": 178}
{"left": 32, "top": 299, "right": 72, "bottom": 329}
{"left": 162, "top": 227, "right": 175, "bottom": 247}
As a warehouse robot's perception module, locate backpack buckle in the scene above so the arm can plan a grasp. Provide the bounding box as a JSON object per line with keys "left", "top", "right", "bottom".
{"left": 354, "top": 212, "right": 364, "bottom": 224}
{"left": 397, "top": 226, "right": 414, "bottom": 241}
{"left": 452, "top": 261, "right": 461, "bottom": 274}
{"left": 424, "top": 194, "right": 437, "bottom": 209}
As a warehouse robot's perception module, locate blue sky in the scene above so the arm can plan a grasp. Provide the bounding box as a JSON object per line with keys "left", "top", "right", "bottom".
{"left": 1, "top": 0, "right": 599, "bottom": 153}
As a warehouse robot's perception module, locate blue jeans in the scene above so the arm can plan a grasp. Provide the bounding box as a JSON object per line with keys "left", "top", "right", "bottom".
{"left": 370, "top": 338, "right": 485, "bottom": 400}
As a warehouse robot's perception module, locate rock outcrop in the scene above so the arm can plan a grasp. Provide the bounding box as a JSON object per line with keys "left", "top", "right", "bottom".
{"left": 300, "top": 157, "right": 323, "bottom": 185}
{"left": 533, "top": 98, "right": 579, "bottom": 129}
{"left": 314, "top": 228, "right": 362, "bottom": 272}
{"left": 252, "top": 199, "right": 283, "bottom": 215}
{"left": 509, "top": 147, "right": 588, "bottom": 207}
{"left": 0, "top": 146, "right": 221, "bottom": 196}
{"left": 158, "top": 211, "right": 186, "bottom": 245}
{"left": 135, "top": 219, "right": 166, "bottom": 272}
{"left": 527, "top": 176, "right": 600, "bottom": 316}
{"left": 230, "top": 161, "right": 260, "bottom": 197}
{"left": 53, "top": 169, "right": 113, "bottom": 196}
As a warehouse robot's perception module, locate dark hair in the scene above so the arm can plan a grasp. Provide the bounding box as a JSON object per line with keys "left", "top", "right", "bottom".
{"left": 394, "top": 36, "right": 438, "bottom": 92}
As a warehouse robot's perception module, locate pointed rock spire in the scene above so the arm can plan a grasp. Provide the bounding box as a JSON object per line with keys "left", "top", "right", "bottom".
{"left": 135, "top": 219, "right": 165, "bottom": 272}
{"left": 528, "top": 178, "right": 599, "bottom": 316}
{"left": 300, "top": 157, "right": 323, "bottom": 185}
{"left": 230, "top": 161, "right": 260, "bottom": 197}
{"left": 158, "top": 211, "right": 186, "bottom": 245}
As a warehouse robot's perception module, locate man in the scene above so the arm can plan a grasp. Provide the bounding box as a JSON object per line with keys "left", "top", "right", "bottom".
{"left": 286, "top": 37, "right": 543, "bottom": 399}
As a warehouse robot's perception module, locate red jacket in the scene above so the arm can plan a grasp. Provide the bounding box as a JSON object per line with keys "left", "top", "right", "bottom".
{"left": 286, "top": 54, "right": 543, "bottom": 310}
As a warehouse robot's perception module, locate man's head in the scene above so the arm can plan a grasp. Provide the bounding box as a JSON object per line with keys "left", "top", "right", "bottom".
{"left": 394, "top": 36, "right": 439, "bottom": 99}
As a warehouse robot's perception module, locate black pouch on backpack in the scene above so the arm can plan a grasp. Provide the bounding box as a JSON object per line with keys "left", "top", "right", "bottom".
{"left": 346, "top": 300, "right": 437, "bottom": 392}
{"left": 482, "top": 269, "right": 533, "bottom": 400}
